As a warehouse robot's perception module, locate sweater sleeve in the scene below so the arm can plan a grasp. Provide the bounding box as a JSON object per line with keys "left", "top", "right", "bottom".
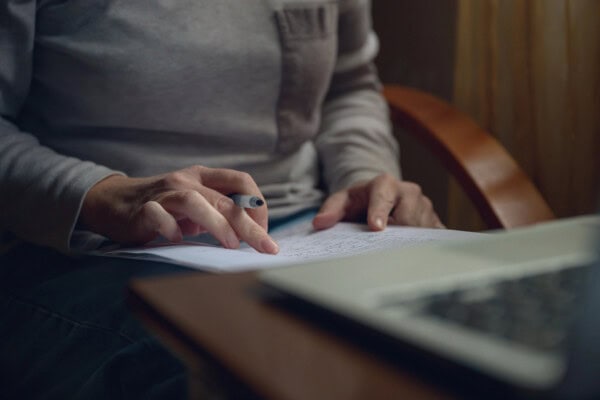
{"left": 0, "top": 1, "right": 121, "bottom": 252}
{"left": 314, "top": 0, "right": 401, "bottom": 193}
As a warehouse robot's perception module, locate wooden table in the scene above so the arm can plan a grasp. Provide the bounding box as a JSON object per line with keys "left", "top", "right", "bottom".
{"left": 128, "top": 271, "right": 459, "bottom": 400}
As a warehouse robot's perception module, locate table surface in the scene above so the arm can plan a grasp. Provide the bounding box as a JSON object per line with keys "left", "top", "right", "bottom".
{"left": 128, "top": 271, "right": 460, "bottom": 400}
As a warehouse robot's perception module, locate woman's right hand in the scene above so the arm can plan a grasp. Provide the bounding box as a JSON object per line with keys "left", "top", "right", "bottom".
{"left": 79, "top": 166, "right": 279, "bottom": 254}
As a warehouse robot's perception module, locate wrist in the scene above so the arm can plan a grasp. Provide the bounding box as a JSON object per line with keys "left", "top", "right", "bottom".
{"left": 79, "top": 174, "right": 127, "bottom": 231}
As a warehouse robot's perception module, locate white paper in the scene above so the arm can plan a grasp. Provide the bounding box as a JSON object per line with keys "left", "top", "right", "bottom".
{"left": 97, "top": 220, "right": 483, "bottom": 272}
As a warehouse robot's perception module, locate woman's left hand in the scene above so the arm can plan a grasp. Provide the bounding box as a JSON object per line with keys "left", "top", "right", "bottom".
{"left": 313, "top": 173, "right": 444, "bottom": 231}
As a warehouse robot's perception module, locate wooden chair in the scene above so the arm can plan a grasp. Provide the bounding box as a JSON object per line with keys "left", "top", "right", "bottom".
{"left": 383, "top": 85, "right": 555, "bottom": 229}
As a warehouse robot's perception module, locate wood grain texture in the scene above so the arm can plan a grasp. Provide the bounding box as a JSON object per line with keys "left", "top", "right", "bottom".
{"left": 384, "top": 85, "right": 555, "bottom": 229}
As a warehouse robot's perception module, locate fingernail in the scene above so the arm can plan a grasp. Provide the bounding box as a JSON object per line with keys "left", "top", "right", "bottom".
{"left": 261, "top": 238, "right": 279, "bottom": 254}
{"left": 374, "top": 217, "right": 385, "bottom": 230}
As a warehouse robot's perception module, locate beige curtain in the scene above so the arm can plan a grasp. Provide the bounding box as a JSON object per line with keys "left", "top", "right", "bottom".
{"left": 450, "top": 0, "right": 600, "bottom": 230}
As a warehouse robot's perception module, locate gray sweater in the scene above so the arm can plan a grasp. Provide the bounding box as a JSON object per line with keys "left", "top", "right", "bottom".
{"left": 0, "top": 0, "right": 400, "bottom": 252}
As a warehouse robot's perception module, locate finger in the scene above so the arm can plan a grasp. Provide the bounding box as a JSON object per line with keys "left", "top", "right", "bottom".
{"left": 390, "top": 188, "right": 442, "bottom": 228}
{"left": 177, "top": 218, "right": 205, "bottom": 236}
{"left": 232, "top": 194, "right": 268, "bottom": 232}
{"left": 215, "top": 196, "right": 279, "bottom": 254}
{"left": 195, "top": 166, "right": 268, "bottom": 231}
{"left": 417, "top": 197, "right": 445, "bottom": 229}
{"left": 432, "top": 215, "right": 446, "bottom": 229}
{"left": 406, "top": 192, "right": 441, "bottom": 228}
{"left": 417, "top": 196, "right": 435, "bottom": 227}
{"left": 313, "top": 191, "right": 349, "bottom": 230}
{"left": 193, "top": 185, "right": 278, "bottom": 253}
{"left": 435, "top": 216, "right": 446, "bottom": 229}
{"left": 389, "top": 195, "right": 420, "bottom": 226}
{"left": 158, "top": 190, "right": 240, "bottom": 249}
{"left": 390, "top": 182, "right": 425, "bottom": 226}
{"left": 366, "top": 176, "right": 398, "bottom": 231}
{"left": 133, "top": 201, "right": 183, "bottom": 243}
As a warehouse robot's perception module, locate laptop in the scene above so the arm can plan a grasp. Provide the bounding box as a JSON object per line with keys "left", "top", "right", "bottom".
{"left": 259, "top": 215, "right": 600, "bottom": 399}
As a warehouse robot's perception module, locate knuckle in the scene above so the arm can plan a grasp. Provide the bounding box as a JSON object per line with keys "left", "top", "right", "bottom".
{"left": 382, "top": 172, "right": 395, "bottom": 182}
{"left": 139, "top": 200, "right": 159, "bottom": 216}
{"left": 191, "top": 165, "right": 207, "bottom": 179}
{"left": 215, "top": 196, "right": 234, "bottom": 213}
{"left": 404, "top": 181, "right": 422, "bottom": 195}
{"left": 162, "top": 172, "right": 187, "bottom": 188}
{"left": 178, "top": 190, "right": 202, "bottom": 205}
{"left": 137, "top": 201, "right": 162, "bottom": 229}
{"left": 191, "top": 165, "right": 206, "bottom": 173}
{"left": 374, "top": 173, "right": 393, "bottom": 185}
{"left": 235, "top": 171, "right": 255, "bottom": 187}
{"left": 373, "top": 191, "right": 395, "bottom": 206}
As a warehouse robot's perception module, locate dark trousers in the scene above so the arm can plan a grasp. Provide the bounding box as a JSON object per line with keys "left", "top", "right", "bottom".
{"left": 0, "top": 212, "right": 314, "bottom": 399}
{"left": 0, "top": 243, "right": 191, "bottom": 400}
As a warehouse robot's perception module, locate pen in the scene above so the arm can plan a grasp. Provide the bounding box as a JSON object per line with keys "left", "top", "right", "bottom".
{"left": 229, "top": 194, "right": 265, "bottom": 209}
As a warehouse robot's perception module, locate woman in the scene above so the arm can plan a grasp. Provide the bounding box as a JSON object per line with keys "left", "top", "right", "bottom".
{"left": 0, "top": 0, "right": 441, "bottom": 398}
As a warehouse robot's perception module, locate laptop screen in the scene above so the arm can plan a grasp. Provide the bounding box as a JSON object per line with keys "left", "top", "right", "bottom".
{"left": 557, "top": 220, "right": 600, "bottom": 399}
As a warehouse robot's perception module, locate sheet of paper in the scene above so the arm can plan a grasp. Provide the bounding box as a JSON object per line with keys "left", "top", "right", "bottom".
{"left": 97, "top": 220, "right": 483, "bottom": 272}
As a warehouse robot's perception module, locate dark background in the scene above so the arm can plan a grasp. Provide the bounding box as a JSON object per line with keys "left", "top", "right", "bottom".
{"left": 373, "top": 0, "right": 458, "bottom": 223}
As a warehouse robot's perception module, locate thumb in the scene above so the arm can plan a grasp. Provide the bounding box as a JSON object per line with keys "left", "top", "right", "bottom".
{"left": 312, "top": 191, "right": 348, "bottom": 230}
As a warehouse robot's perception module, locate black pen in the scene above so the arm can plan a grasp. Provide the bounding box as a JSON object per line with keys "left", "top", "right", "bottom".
{"left": 229, "top": 194, "right": 264, "bottom": 209}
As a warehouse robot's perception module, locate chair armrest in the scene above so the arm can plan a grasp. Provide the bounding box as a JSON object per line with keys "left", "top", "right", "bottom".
{"left": 383, "top": 85, "right": 555, "bottom": 229}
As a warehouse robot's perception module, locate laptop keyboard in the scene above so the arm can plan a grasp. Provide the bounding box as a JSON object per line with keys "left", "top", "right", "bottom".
{"left": 403, "top": 264, "right": 592, "bottom": 353}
